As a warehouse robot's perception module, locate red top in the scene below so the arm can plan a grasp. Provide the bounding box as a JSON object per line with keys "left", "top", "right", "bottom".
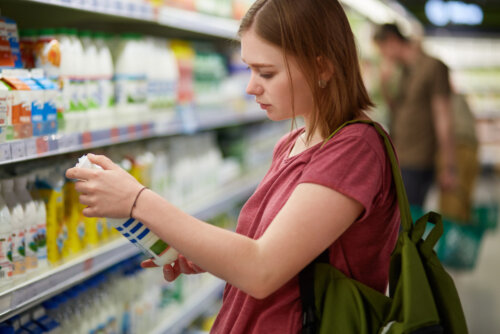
{"left": 211, "top": 123, "right": 400, "bottom": 333}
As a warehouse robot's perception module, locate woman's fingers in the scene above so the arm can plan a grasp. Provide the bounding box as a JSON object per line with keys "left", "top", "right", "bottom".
{"left": 140, "top": 259, "right": 159, "bottom": 268}
{"left": 66, "top": 167, "right": 98, "bottom": 181}
{"left": 163, "top": 262, "right": 181, "bottom": 282}
{"left": 87, "top": 153, "right": 117, "bottom": 171}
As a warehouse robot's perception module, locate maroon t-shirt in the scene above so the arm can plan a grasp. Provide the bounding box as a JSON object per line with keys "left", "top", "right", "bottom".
{"left": 211, "top": 123, "right": 400, "bottom": 333}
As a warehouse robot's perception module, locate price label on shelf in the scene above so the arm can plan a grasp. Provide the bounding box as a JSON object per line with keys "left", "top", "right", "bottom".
{"left": 82, "top": 132, "right": 93, "bottom": 147}
{"left": 0, "top": 143, "right": 12, "bottom": 162}
{"left": 36, "top": 137, "right": 48, "bottom": 154}
{"left": 25, "top": 138, "right": 38, "bottom": 157}
{"left": 127, "top": 125, "right": 137, "bottom": 139}
{"left": 11, "top": 141, "right": 27, "bottom": 160}
{"left": 110, "top": 127, "right": 120, "bottom": 142}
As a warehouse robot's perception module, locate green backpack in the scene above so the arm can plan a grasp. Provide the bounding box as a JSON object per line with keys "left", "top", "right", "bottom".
{"left": 299, "top": 120, "right": 468, "bottom": 334}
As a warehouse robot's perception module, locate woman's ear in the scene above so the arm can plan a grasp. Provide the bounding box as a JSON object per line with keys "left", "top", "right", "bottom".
{"left": 316, "top": 56, "right": 334, "bottom": 83}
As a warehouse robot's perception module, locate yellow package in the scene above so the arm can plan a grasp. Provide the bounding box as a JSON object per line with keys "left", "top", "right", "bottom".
{"left": 37, "top": 186, "right": 64, "bottom": 264}
{"left": 63, "top": 181, "right": 83, "bottom": 256}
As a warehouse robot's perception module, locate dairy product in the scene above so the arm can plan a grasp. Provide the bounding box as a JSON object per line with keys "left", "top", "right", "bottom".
{"left": 94, "top": 32, "right": 114, "bottom": 129}
{"left": 1, "top": 69, "right": 33, "bottom": 140}
{"left": 14, "top": 176, "right": 38, "bottom": 271}
{"left": 79, "top": 30, "right": 99, "bottom": 130}
{"left": 34, "top": 29, "right": 60, "bottom": 80}
{"left": 19, "top": 29, "right": 37, "bottom": 69}
{"left": 0, "top": 183, "right": 13, "bottom": 285}
{"left": 28, "top": 173, "right": 48, "bottom": 270}
{"left": 0, "top": 76, "right": 10, "bottom": 127}
{"left": 31, "top": 69, "right": 58, "bottom": 136}
{"left": 1, "top": 179, "right": 26, "bottom": 278}
{"left": 0, "top": 18, "right": 15, "bottom": 68}
{"left": 1, "top": 17, "right": 22, "bottom": 68}
{"left": 75, "top": 155, "right": 178, "bottom": 265}
{"left": 35, "top": 169, "right": 65, "bottom": 264}
{"left": 67, "top": 28, "right": 88, "bottom": 132}
{"left": 113, "top": 33, "right": 147, "bottom": 126}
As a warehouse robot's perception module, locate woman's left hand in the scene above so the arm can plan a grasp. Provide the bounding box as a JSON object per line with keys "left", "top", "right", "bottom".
{"left": 65, "top": 153, "right": 144, "bottom": 218}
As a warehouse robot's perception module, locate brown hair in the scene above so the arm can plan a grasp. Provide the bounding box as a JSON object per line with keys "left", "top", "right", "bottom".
{"left": 373, "top": 23, "right": 409, "bottom": 43}
{"left": 239, "top": 0, "right": 374, "bottom": 142}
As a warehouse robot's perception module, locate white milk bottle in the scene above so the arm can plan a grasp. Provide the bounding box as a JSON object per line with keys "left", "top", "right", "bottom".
{"left": 75, "top": 155, "right": 179, "bottom": 266}
{"left": 14, "top": 176, "right": 38, "bottom": 272}
{"left": 94, "top": 32, "right": 114, "bottom": 129}
{"left": 28, "top": 173, "right": 48, "bottom": 270}
{"left": 1, "top": 178, "right": 26, "bottom": 278}
{"left": 56, "top": 28, "right": 72, "bottom": 133}
{"left": 0, "top": 183, "right": 13, "bottom": 286}
{"left": 79, "top": 30, "right": 99, "bottom": 130}
{"left": 67, "top": 28, "right": 88, "bottom": 132}
{"left": 113, "top": 34, "right": 147, "bottom": 126}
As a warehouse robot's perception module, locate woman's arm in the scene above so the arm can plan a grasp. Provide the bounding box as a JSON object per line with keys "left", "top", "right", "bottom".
{"left": 67, "top": 154, "right": 363, "bottom": 299}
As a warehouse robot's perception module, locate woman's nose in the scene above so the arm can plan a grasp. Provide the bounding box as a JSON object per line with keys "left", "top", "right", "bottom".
{"left": 246, "top": 76, "right": 264, "bottom": 96}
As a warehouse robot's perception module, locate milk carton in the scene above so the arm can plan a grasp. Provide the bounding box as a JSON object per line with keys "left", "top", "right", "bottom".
{"left": 1, "top": 17, "right": 23, "bottom": 68}
{"left": 31, "top": 69, "right": 58, "bottom": 135}
{"left": 1, "top": 69, "right": 33, "bottom": 139}
{"left": 15, "top": 69, "right": 45, "bottom": 136}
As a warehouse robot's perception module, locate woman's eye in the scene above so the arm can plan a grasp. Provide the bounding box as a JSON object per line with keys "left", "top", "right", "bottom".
{"left": 260, "top": 73, "right": 274, "bottom": 79}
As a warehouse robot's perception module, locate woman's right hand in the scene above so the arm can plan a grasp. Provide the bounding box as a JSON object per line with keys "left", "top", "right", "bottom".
{"left": 141, "top": 254, "right": 206, "bottom": 282}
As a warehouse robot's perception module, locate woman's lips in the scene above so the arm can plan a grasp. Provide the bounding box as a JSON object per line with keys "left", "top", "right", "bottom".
{"left": 259, "top": 103, "right": 271, "bottom": 110}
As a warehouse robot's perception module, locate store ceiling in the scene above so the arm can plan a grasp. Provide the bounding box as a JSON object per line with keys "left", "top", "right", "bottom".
{"left": 394, "top": 0, "right": 500, "bottom": 34}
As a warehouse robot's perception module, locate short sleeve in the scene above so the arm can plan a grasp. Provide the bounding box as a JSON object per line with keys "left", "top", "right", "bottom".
{"left": 430, "top": 59, "right": 452, "bottom": 98}
{"left": 298, "top": 127, "right": 384, "bottom": 215}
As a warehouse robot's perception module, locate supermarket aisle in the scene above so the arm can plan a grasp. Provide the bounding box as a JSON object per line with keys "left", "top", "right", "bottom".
{"left": 450, "top": 227, "right": 500, "bottom": 333}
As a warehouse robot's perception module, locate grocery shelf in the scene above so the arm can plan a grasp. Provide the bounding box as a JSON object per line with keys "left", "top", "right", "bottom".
{"left": 157, "top": 6, "right": 239, "bottom": 40}
{"left": 0, "top": 173, "right": 261, "bottom": 322}
{"left": 5, "top": 0, "right": 240, "bottom": 40}
{"left": 151, "top": 276, "right": 224, "bottom": 334}
{"left": 0, "top": 109, "right": 267, "bottom": 166}
{"left": 20, "top": 0, "right": 156, "bottom": 21}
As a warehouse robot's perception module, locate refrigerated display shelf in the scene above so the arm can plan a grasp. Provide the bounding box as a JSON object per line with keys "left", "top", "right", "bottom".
{"left": 0, "top": 110, "right": 266, "bottom": 166}
{"left": 157, "top": 6, "right": 239, "bottom": 40}
{"left": 10, "top": 0, "right": 240, "bottom": 39}
{"left": 0, "top": 173, "right": 261, "bottom": 322}
{"left": 24, "top": 0, "right": 156, "bottom": 21}
{"left": 151, "top": 276, "right": 224, "bottom": 334}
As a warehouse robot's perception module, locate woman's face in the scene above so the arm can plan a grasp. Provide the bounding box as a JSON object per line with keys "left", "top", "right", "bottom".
{"left": 240, "top": 27, "right": 314, "bottom": 122}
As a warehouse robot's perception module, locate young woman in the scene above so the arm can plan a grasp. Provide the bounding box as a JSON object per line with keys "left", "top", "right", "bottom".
{"left": 66, "top": 0, "right": 400, "bottom": 332}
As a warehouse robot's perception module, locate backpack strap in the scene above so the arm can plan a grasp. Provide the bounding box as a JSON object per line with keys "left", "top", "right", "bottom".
{"left": 299, "top": 119, "right": 414, "bottom": 333}
{"left": 300, "top": 250, "right": 329, "bottom": 334}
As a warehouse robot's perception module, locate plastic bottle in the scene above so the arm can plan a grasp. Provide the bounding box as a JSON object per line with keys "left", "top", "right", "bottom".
{"left": 19, "top": 29, "right": 37, "bottom": 69}
{"left": 34, "top": 29, "right": 60, "bottom": 81}
{"left": 113, "top": 33, "right": 147, "bottom": 126}
{"left": 79, "top": 30, "right": 99, "bottom": 130}
{"left": 56, "top": 28, "right": 72, "bottom": 133}
{"left": 27, "top": 173, "right": 48, "bottom": 270}
{"left": 34, "top": 169, "right": 65, "bottom": 264}
{"left": 94, "top": 32, "right": 114, "bottom": 129}
{"left": 75, "top": 155, "right": 179, "bottom": 265}
{"left": 14, "top": 176, "right": 38, "bottom": 272}
{"left": 1, "top": 179, "right": 26, "bottom": 278}
{"left": 0, "top": 183, "right": 13, "bottom": 286}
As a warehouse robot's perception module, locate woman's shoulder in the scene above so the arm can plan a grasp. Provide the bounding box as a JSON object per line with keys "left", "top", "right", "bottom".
{"left": 325, "top": 122, "right": 387, "bottom": 152}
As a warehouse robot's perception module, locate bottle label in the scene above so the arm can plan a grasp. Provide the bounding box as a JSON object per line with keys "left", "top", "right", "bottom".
{"left": 0, "top": 234, "right": 13, "bottom": 280}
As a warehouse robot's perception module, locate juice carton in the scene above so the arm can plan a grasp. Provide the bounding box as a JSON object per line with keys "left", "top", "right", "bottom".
{"left": 0, "top": 18, "right": 15, "bottom": 68}
{"left": 1, "top": 17, "right": 23, "bottom": 69}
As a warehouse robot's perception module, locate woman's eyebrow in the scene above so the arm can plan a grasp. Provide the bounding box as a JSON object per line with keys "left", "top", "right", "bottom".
{"left": 241, "top": 59, "right": 275, "bottom": 68}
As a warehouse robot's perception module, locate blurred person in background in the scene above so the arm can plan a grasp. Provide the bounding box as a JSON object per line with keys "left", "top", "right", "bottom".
{"left": 373, "top": 23, "right": 457, "bottom": 214}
